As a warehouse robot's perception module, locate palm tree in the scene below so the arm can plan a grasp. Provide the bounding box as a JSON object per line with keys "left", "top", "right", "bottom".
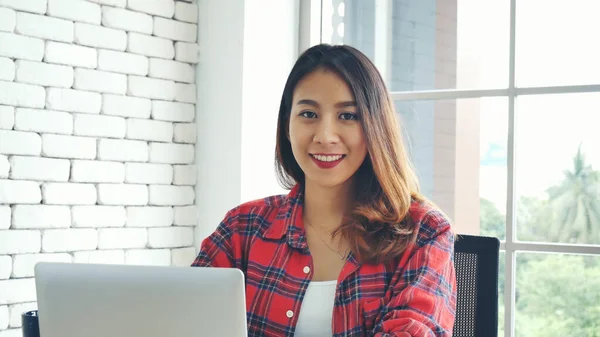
{"left": 545, "top": 145, "right": 600, "bottom": 244}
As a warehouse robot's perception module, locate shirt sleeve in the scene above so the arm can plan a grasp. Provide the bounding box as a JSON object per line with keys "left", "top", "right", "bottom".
{"left": 190, "top": 210, "right": 239, "bottom": 269}
{"left": 374, "top": 211, "right": 457, "bottom": 337}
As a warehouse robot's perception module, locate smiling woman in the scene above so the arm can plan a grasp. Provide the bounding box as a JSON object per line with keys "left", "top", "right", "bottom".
{"left": 288, "top": 70, "right": 367, "bottom": 189}
{"left": 192, "top": 44, "right": 456, "bottom": 337}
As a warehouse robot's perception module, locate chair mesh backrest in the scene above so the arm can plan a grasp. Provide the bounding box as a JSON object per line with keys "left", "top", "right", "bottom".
{"left": 453, "top": 252, "right": 479, "bottom": 336}
{"left": 452, "top": 235, "right": 500, "bottom": 337}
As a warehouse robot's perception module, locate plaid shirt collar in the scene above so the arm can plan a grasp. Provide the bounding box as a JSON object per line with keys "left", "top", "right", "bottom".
{"left": 261, "top": 184, "right": 362, "bottom": 267}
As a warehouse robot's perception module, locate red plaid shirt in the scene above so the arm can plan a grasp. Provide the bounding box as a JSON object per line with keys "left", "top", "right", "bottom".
{"left": 191, "top": 185, "right": 456, "bottom": 336}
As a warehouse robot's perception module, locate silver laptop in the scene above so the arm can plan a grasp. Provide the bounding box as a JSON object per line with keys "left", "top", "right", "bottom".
{"left": 34, "top": 262, "right": 248, "bottom": 337}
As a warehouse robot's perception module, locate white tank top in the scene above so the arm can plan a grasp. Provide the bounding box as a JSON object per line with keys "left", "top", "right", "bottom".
{"left": 294, "top": 280, "right": 337, "bottom": 337}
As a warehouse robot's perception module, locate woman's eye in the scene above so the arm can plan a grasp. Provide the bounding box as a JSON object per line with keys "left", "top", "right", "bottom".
{"left": 300, "top": 111, "right": 317, "bottom": 118}
{"left": 340, "top": 112, "right": 358, "bottom": 121}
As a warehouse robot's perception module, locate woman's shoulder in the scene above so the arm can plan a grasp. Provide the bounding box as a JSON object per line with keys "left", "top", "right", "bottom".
{"left": 407, "top": 198, "right": 453, "bottom": 247}
{"left": 219, "top": 190, "right": 294, "bottom": 234}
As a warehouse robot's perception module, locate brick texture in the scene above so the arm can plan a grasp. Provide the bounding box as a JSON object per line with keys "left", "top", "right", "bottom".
{"left": 0, "top": 2, "right": 198, "bottom": 333}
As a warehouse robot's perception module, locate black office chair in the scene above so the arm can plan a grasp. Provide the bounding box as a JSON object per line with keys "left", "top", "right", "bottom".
{"left": 452, "top": 234, "right": 500, "bottom": 337}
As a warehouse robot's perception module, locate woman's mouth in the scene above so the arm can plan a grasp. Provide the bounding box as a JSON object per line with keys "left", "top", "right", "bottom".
{"left": 310, "top": 154, "right": 345, "bottom": 169}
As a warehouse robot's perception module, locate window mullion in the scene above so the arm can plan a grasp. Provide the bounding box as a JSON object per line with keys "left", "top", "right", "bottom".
{"left": 505, "top": 0, "right": 518, "bottom": 336}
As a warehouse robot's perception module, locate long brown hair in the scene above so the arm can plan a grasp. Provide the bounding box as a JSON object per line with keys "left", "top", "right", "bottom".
{"left": 275, "top": 44, "right": 430, "bottom": 264}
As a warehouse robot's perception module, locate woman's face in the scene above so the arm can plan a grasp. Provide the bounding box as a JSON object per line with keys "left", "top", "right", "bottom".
{"left": 288, "top": 69, "right": 368, "bottom": 189}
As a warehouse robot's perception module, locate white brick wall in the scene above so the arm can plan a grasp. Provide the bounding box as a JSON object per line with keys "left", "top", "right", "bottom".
{"left": 173, "top": 206, "right": 197, "bottom": 226}
{"left": 127, "top": 33, "right": 175, "bottom": 59}
{"left": 0, "top": 1, "right": 198, "bottom": 333}
{"left": 174, "top": 2, "right": 198, "bottom": 24}
{"left": 0, "top": 206, "right": 10, "bottom": 229}
{"left": 15, "top": 12, "right": 73, "bottom": 43}
{"left": 126, "top": 206, "right": 173, "bottom": 227}
{"left": 125, "top": 249, "right": 170, "bottom": 266}
{"left": 42, "top": 229, "right": 98, "bottom": 252}
{"left": 174, "top": 83, "right": 196, "bottom": 103}
{"left": 97, "top": 183, "right": 148, "bottom": 205}
{"left": 0, "top": 256, "right": 12, "bottom": 279}
{"left": 127, "top": 0, "right": 174, "bottom": 18}
{"left": 0, "top": 32, "right": 44, "bottom": 61}
{"left": 148, "top": 227, "right": 193, "bottom": 248}
{"left": 126, "top": 118, "right": 172, "bottom": 142}
{"left": 14, "top": 108, "right": 73, "bottom": 135}
{"left": 149, "top": 58, "right": 194, "bottom": 83}
{"left": 71, "top": 160, "right": 125, "bottom": 183}
{"left": 171, "top": 247, "right": 196, "bottom": 266}
{"left": 9, "top": 156, "right": 70, "bottom": 181}
{"left": 0, "top": 106, "right": 14, "bottom": 130}
{"left": 73, "top": 250, "right": 125, "bottom": 264}
{"left": 45, "top": 42, "right": 97, "bottom": 69}
{"left": 97, "top": 138, "right": 148, "bottom": 162}
{"left": 0, "top": 278, "right": 36, "bottom": 304}
{"left": 45, "top": 88, "right": 102, "bottom": 114}
{"left": 98, "top": 49, "right": 148, "bottom": 76}
{"left": 0, "top": 306, "right": 7, "bottom": 330}
{"left": 8, "top": 302, "right": 37, "bottom": 328}
{"left": 15, "top": 60, "right": 73, "bottom": 88}
{"left": 72, "top": 205, "right": 126, "bottom": 227}
{"left": 47, "top": 0, "right": 101, "bottom": 25}
{"left": 152, "top": 101, "right": 194, "bottom": 122}
{"left": 0, "top": 7, "right": 16, "bottom": 33}
{"left": 97, "top": 228, "right": 147, "bottom": 249}
{"left": 173, "top": 165, "right": 196, "bottom": 185}
{"left": 173, "top": 123, "right": 196, "bottom": 143}
{"left": 101, "top": 94, "right": 150, "bottom": 118}
{"left": 74, "top": 68, "right": 127, "bottom": 95}
{"left": 0, "top": 58, "right": 14, "bottom": 81}
{"left": 101, "top": 7, "right": 152, "bottom": 34}
{"left": 175, "top": 42, "right": 200, "bottom": 64}
{"left": 149, "top": 143, "right": 194, "bottom": 164}
{"left": 149, "top": 185, "right": 194, "bottom": 206}
{"left": 73, "top": 113, "right": 126, "bottom": 138}
{"left": 153, "top": 17, "right": 197, "bottom": 43}
{"left": 75, "top": 22, "right": 127, "bottom": 50}
{"left": 11, "top": 205, "right": 71, "bottom": 229}
{"left": 12, "top": 253, "right": 71, "bottom": 277}
{"left": 0, "top": 81, "right": 45, "bottom": 108}
{"left": 125, "top": 163, "right": 173, "bottom": 184}
{"left": 41, "top": 134, "right": 97, "bottom": 159}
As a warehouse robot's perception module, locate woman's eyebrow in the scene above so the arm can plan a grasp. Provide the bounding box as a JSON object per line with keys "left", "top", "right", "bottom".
{"left": 295, "top": 99, "right": 356, "bottom": 108}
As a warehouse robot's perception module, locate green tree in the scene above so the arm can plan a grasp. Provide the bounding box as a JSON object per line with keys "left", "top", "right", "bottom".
{"left": 479, "top": 147, "right": 600, "bottom": 337}
{"left": 545, "top": 145, "right": 600, "bottom": 244}
{"left": 480, "top": 197, "right": 505, "bottom": 240}
{"left": 516, "top": 255, "right": 600, "bottom": 337}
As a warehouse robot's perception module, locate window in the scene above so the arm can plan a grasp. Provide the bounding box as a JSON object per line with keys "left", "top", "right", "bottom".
{"left": 300, "top": 1, "right": 600, "bottom": 336}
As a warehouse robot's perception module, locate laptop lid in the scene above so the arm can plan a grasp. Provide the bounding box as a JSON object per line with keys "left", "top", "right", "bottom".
{"left": 34, "top": 262, "right": 247, "bottom": 337}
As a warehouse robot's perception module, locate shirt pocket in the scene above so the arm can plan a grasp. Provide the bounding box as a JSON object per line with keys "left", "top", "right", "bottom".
{"left": 361, "top": 297, "right": 385, "bottom": 334}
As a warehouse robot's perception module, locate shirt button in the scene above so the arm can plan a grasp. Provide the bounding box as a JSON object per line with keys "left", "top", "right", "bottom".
{"left": 303, "top": 266, "right": 310, "bottom": 274}
{"left": 286, "top": 310, "right": 294, "bottom": 318}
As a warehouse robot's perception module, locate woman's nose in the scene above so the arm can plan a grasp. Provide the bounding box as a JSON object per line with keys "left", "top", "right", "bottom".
{"left": 313, "top": 117, "right": 340, "bottom": 144}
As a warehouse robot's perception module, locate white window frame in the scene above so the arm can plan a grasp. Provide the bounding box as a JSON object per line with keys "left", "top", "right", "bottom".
{"left": 299, "top": 1, "right": 600, "bottom": 336}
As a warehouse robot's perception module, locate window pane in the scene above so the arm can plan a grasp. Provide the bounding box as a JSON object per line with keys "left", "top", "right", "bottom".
{"left": 321, "top": 0, "right": 509, "bottom": 91}
{"left": 516, "top": 0, "right": 600, "bottom": 87}
{"left": 394, "top": 98, "right": 507, "bottom": 237}
{"left": 516, "top": 93, "right": 600, "bottom": 245}
{"left": 516, "top": 253, "right": 600, "bottom": 337}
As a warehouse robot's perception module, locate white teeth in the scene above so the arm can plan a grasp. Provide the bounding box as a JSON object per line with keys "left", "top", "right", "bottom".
{"left": 313, "top": 154, "right": 343, "bottom": 162}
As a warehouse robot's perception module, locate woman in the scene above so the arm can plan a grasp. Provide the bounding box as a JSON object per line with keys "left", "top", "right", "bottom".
{"left": 191, "top": 44, "right": 456, "bottom": 337}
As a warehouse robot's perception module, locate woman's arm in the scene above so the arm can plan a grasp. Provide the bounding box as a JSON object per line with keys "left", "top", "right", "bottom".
{"left": 373, "top": 212, "right": 457, "bottom": 337}
{"left": 190, "top": 210, "right": 240, "bottom": 268}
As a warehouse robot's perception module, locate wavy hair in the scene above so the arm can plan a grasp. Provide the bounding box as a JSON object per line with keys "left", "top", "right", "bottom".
{"left": 275, "top": 44, "right": 432, "bottom": 264}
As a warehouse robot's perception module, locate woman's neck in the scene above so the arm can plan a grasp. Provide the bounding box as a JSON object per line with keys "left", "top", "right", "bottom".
{"left": 303, "top": 180, "right": 354, "bottom": 232}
